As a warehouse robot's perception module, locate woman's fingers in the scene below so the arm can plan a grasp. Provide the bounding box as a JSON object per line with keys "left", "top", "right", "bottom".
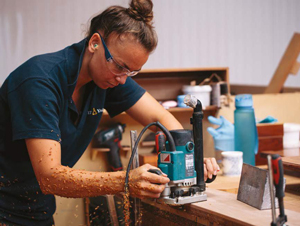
{"left": 204, "top": 159, "right": 214, "bottom": 179}
{"left": 146, "top": 171, "right": 170, "bottom": 184}
{"left": 210, "top": 157, "right": 220, "bottom": 173}
{"left": 129, "top": 181, "right": 166, "bottom": 199}
{"left": 204, "top": 158, "right": 220, "bottom": 179}
{"left": 129, "top": 164, "right": 170, "bottom": 199}
{"left": 204, "top": 163, "right": 208, "bottom": 181}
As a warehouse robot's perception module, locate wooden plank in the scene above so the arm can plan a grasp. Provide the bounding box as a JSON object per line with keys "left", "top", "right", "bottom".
{"left": 282, "top": 156, "right": 300, "bottom": 172}
{"left": 106, "top": 195, "right": 119, "bottom": 226}
{"left": 257, "top": 149, "right": 300, "bottom": 165}
{"left": 141, "top": 188, "right": 300, "bottom": 226}
{"left": 255, "top": 123, "right": 284, "bottom": 165}
{"left": 84, "top": 198, "right": 90, "bottom": 226}
{"left": 256, "top": 136, "right": 283, "bottom": 165}
{"left": 140, "top": 67, "right": 229, "bottom": 74}
{"left": 258, "top": 136, "right": 283, "bottom": 151}
{"left": 256, "top": 123, "right": 283, "bottom": 137}
{"left": 91, "top": 147, "right": 130, "bottom": 161}
{"left": 265, "top": 33, "right": 300, "bottom": 93}
{"left": 290, "top": 61, "right": 300, "bottom": 75}
{"left": 102, "top": 106, "right": 217, "bottom": 116}
{"left": 206, "top": 174, "right": 240, "bottom": 194}
{"left": 138, "top": 153, "right": 158, "bottom": 167}
{"left": 259, "top": 149, "right": 300, "bottom": 158}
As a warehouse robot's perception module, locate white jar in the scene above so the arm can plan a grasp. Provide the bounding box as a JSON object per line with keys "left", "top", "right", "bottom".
{"left": 182, "top": 85, "right": 212, "bottom": 109}
{"left": 221, "top": 151, "right": 243, "bottom": 176}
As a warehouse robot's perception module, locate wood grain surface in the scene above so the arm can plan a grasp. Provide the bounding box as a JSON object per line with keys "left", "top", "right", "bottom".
{"left": 141, "top": 173, "right": 300, "bottom": 226}
{"left": 282, "top": 156, "right": 300, "bottom": 172}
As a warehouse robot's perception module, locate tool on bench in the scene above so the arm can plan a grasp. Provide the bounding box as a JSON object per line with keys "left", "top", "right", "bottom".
{"left": 125, "top": 94, "right": 216, "bottom": 207}
{"left": 267, "top": 154, "right": 287, "bottom": 226}
{"left": 93, "top": 123, "right": 126, "bottom": 171}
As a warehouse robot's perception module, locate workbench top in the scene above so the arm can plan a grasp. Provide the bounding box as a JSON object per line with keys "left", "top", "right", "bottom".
{"left": 141, "top": 173, "right": 300, "bottom": 226}
{"left": 282, "top": 156, "right": 300, "bottom": 172}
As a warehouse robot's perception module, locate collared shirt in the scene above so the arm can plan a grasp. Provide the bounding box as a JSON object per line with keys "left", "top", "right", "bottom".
{"left": 0, "top": 39, "right": 145, "bottom": 225}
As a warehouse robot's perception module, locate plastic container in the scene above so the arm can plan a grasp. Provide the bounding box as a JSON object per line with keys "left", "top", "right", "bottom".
{"left": 283, "top": 123, "right": 300, "bottom": 156}
{"left": 182, "top": 85, "right": 212, "bottom": 109}
{"left": 283, "top": 123, "right": 300, "bottom": 148}
{"left": 221, "top": 151, "right": 243, "bottom": 176}
{"left": 177, "top": 95, "right": 189, "bottom": 108}
{"left": 234, "top": 94, "right": 258, "bottom": 166}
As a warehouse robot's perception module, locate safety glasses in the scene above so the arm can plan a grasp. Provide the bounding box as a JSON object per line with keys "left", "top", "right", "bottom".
{"left": 97, "top": 32, "right": 140, "bottom": 77}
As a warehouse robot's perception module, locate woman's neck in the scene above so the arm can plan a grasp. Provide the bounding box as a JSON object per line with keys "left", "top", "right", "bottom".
{"left": 76, "top": 48, "right": 92, "bottom": 90}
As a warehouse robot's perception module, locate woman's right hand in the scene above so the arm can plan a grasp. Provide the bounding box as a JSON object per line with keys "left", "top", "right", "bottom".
{"left": 128, "top": 164, "right": 170, "bottom": 199}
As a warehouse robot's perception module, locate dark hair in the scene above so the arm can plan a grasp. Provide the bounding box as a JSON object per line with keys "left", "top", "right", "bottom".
{"left": 86, "top": 0, "right": 157, "bottom": 53}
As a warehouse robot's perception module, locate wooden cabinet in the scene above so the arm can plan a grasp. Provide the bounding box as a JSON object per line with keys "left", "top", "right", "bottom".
{"left": 134, "top": 67, "right": 229, "bottom": 102}
{"left": 95, "top": 67, "right": 230, "bottom": 167}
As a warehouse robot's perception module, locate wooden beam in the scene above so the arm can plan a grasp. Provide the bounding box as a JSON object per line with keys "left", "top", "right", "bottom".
{"left": 265, "top": 33, "right": 300, "bottom": 93}
{"left": 290, "top": 61, "right": 300, "bottom": 75}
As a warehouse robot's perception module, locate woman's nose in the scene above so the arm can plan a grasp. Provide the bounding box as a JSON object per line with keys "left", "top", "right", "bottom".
{"left": 116, "top": 76, "right": 127, "bottom": 85}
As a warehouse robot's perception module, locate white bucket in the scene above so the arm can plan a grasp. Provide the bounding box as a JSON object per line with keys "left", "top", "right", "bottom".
{"left": 182, "top": 85, "right": 212, "bottom": 109}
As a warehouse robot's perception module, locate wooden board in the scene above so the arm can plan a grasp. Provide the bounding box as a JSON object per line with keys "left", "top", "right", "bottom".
{"left": 255, "top": 123, "right": 284, "bottom": 165}
{"left": 265, "top": 33, "right": 300, "bottom": 93}
{"left": 141, "top": 188, "right": 300, "bottom": 226}
{"left": 256, "top": 123, "right": 283, "bottom": 137}
{"left": 282, "top": 156, "right": 300, "bottom": 172}
{"left": 258, "top": 136, "right": 283, "bottom": 151}
{"left": 138, "top": 153, "right": 158, "bottom": 167}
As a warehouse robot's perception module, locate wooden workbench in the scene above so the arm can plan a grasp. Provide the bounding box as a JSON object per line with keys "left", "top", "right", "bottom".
{"left": 141, "top": 174, "right": 300, "bottom": 226}
{"left": 282, "top": 156, "right": 300, "bottom": 173}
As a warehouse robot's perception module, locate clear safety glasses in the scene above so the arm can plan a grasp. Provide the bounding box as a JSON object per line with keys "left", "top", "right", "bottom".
{"left": 97, "top": 32, "right": 140, "bottom": 77}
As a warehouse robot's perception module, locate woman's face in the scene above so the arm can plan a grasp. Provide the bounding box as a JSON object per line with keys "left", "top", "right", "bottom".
{"left": 88, "top": 33, "right": 149, "bottom": 89}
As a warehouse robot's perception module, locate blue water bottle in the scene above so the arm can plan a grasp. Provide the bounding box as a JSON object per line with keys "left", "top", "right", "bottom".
{"left": 234, "top": 94, "right": 258, "bottom": 166}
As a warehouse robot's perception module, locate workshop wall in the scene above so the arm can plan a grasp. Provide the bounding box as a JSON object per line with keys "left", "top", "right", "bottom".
{"left": 1, "top": 0, "right": 300, "bottom": 88}
{"left": 1, "top": 1, "right": 300, "bottom": 225}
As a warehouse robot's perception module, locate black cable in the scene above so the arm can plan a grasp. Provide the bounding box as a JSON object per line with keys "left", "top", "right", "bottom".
{"left": 124, "top": 121, "right": 175, "bottom": 197}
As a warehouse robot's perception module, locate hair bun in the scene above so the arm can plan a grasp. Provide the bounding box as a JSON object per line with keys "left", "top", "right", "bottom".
{"left": 127, "top": 0, "right": 154, "bottom": 24}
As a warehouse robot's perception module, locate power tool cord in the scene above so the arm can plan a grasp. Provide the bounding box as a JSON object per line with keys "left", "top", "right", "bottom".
{"left": 125, "top": 121, "right": 175, "bottom": 197}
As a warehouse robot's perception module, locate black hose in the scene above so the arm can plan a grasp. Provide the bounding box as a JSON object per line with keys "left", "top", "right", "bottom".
{"left": 125, "top": 121, "right": 175, "bottom": 197}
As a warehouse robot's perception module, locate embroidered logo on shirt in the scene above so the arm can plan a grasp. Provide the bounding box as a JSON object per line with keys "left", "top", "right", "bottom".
{"left": 88, "top": 108, "right": 104, "bottom": 115}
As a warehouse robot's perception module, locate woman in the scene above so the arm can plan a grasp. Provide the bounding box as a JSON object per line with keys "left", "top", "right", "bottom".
{"left": 0, "top": 0, "right": 219, "bottom": 225}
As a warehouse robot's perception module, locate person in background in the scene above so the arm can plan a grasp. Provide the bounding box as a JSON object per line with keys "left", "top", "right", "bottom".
{"left": 0, "top": 0, "right": 219, "bottom": 225}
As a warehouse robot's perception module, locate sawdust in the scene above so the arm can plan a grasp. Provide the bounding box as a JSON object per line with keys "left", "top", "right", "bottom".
{"left": 123, "top": 186, "right": 131, "bottom": 226}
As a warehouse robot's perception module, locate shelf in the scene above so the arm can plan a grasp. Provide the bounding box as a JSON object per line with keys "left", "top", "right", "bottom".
{"left": 102, "top": 105, "right": 218, "bottom": 116}
{"left": 168, "top": 105, "right": 218, "bottom": 112}
{"left": 91, "top": 146, "right": 130, "bottom": 161}
{"left": 133, "top": 67, "right": 229, "bottom": 101}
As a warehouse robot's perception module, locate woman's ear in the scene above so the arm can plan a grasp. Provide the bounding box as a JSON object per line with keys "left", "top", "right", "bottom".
{"left": 88, "top": 33, "right": 101, "bottom": 53}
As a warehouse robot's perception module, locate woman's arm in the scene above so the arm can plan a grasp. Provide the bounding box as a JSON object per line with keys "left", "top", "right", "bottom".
{"left": 26, "top": 138, "right": 169, "bottom": 198}
{"left": 126, "top": 91, "right": 183, "bottom": 130}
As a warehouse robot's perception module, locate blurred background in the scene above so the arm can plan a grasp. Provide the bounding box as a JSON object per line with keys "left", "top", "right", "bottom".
{"left": 1, "top": 0, "right": 300, "bottom": 88}
{"left": 1, "top": 1, "right": 300, "bottom": 225}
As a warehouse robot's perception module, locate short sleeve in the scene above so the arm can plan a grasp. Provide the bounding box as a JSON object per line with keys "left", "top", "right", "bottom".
{"left": 104, "top": 77, "right": 145, "bottom": 117}
{"left": 8, "top": 78, "right": 62, "bottom": 141}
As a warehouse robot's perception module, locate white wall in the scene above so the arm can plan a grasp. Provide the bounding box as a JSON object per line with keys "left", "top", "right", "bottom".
{"left": 1, "top": 0, "right": 300, "bottom": 87}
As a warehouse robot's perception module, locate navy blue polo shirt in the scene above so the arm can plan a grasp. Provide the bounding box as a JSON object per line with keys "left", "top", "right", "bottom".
{"left": 0, "top": 39, "right": 145, "bottom": 225}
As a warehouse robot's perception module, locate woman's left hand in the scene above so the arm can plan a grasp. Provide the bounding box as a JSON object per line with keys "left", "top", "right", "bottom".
{"left": 204, "top": 158, "right": 220, "bottom": 181}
